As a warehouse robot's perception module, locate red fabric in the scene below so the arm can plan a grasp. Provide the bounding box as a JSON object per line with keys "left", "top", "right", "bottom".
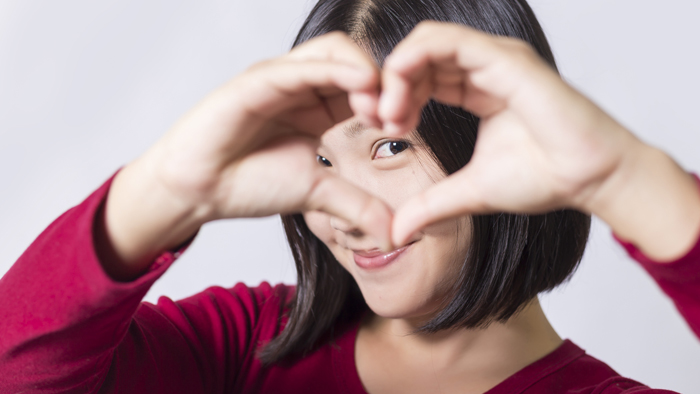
{"left": 612, "top": 174, "right": 700, "bottom": 341}
{"left": 0, "top": 174, "right": 696, "bottom": 394}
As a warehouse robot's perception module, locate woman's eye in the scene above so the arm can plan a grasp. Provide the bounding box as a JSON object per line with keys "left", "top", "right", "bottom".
{"left": 317, "top": 155, "right": 332, "bottom": 167}
{"left": 374, "top": 141, "right": 410, "bottom": 159}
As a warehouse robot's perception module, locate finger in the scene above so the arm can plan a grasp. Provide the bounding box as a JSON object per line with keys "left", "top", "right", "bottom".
{"left": 379, "top": 24, "right": 476, "bottom": 134}
{"left": 282, "top": 90, "right": 355, "bottom": 136}
{"left": 289, "top": 32, "right": 381, "bottom": 109}
{"left": 391, "top": 170, "right": 489, "bottom": 247}
{"left": 235, "top": 61, "right": 379, "bottom": 135}
{"left": 288, "top": 33, "right": 383, "bottom": 128}
{"left": 380, "top": 22, "right": 521, "bottom": 125}
{"left": 306, "top": 173, "right": 394, "bottom": 251}
{"left": 349, "top": 90, "right": 382, "bottom": 129}
{"left": 378, "top": 66, "right": 429, "bottom": 137}
{"left": 289, "top": 31, "right": 380, "bottom": 78}
{"left": 384, "top": 22, "right": 501, "bottom": 80}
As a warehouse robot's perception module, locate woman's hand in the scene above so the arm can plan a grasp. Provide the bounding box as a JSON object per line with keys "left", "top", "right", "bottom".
{"left": 377, "top": 22, "right": 700, "bottom": 261}
{"left": 101, "top": 33, "right": 393, "bottom": 279}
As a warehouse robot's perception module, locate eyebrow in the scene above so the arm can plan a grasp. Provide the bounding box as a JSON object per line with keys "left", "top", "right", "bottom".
{"left": 342, "top": 120, "right": 368, "bottom": 139}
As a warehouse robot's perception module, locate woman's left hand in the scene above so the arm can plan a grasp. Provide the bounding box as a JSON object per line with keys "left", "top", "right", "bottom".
{"left": 373, "top": 22, "right": 700, "bottom": 260}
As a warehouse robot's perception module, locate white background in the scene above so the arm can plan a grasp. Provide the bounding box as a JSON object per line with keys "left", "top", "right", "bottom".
{"left": 1, "top": 0, "right": 699, "bottom": 392}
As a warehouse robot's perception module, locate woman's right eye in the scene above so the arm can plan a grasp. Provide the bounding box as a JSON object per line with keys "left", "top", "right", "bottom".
{"left": 317, "top": 155, "right": 332, "bottom": 167}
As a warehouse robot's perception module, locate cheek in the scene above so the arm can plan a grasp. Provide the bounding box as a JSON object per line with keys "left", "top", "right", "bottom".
{"left": 377, "top": 155, "right": 447, "bottom": 210}
{"left": 438, "top": 216, "right": 472, "bottom": 279}
{"left": 421, "top": 217, "right": 472, "bottom": 279}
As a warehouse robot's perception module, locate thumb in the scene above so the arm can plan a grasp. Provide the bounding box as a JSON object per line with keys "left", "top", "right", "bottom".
{"left": 306, "top": 172, "right": 394, "bottom": 251}
{"left": 392, "top": 170, "right": 488, "bottom": 247}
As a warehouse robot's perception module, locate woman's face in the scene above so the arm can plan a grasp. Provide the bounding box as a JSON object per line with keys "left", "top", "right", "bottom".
{"left": 304, "top": 118, "right": 472, "bottom": 321}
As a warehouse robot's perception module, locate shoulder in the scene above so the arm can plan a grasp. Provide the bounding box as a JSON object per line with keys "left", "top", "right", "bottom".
{"left": 226, "top": 281, "right": 296, "bottom": 312}
{"left": 509, "top": 340, "right": 679, "bottom": 394}
{"left": 555, "top": 355, "right": 678, "bottom": 394}
{"left": 161, "top": 280, "right": 294, "bottom": 306}
{"left": 215, "top": 282, "right": 296, "bottom": 339}
{"left": 181, "top": 281, "right": 293, "bottom": 318}
{"left": 146, "top": 282, "right": 296, "bottom": 342}
{"left": 584, "top": 377, "right": 679, "bottom": 394}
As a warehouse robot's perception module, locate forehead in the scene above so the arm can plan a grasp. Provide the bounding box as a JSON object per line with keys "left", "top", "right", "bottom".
{"left": 319, "top": 117, "right": 375, "bottom": 149}
{"left": 342, "top": 119, "right": 368, "bottom": 139}
{"left": 319, "top": 118, "right": 425, "bottom": 154}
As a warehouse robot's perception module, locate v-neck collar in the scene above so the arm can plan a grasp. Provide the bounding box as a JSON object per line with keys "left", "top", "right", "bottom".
{"left": 331, "top": 318, "right": 585, "bottom": 394}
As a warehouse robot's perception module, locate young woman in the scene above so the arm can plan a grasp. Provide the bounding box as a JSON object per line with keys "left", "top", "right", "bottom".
{"left": 1, "top": 0, "right": 698, "bottom": 393}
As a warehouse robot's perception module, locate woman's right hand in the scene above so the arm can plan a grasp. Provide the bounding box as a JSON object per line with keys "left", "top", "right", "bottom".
{"left": 377, "top": 22, "right": 700, "bottom": 262}
{"left": 99, "top": 33, "right": 393, "bottom": 279}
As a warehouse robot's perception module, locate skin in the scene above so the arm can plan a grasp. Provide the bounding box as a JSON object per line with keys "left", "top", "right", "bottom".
{"left": 303, "top": 120, "right": 562, "bottom": 393}
{"left": 96, "top": 32, "right": 394, "bottom": 280}
{"left": 96, "top": 21, "right": 700, "bottom": 393}
{"left": 378, "top": 23, "right": 700, "bottom": 261}
{"left": 304, "top": 122, "right": 471, "bottom": 320}
{"left": 355, "top": 300, "right": 562, "bottom": 394}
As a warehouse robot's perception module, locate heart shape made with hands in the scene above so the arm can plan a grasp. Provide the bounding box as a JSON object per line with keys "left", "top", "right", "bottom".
{"left": 199, "top": 23, "right": 618, "bottom": 253}
{"left": 103, "top": 23, "right": 629, "bottom": 277}
{"left": 302, "top": 24, "right": 608, "bottom": 251}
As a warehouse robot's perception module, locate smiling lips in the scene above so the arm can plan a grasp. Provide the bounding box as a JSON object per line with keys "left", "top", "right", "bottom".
{"left": 352, "top": 243, "right": 413, "bottom": 269}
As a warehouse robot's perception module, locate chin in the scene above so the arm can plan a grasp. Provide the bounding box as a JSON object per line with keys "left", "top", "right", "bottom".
{"left": 356, "top": 283, "right": 441, "bottom": 321}
{"left": 343, "top": 245, "right": 451, "bottom": 321}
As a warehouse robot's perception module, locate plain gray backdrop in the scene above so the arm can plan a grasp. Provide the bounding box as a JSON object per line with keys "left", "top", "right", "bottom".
{"left": 1, "top": 0, "right": 699, "bottom": 392}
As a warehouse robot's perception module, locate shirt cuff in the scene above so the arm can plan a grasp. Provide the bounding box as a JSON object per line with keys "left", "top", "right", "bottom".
{"left": 88, "top": 170, "right": 195, "bottom": 288}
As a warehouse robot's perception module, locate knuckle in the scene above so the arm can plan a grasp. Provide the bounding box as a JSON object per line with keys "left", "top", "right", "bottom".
{"left": 316, "top": 31, "right": 351, "bottom": 47}
{"left": 502, "top": 37, "right": 537, "bottom": 59}
{"left": 246, "top": 58, "right": 275, "bottom": 72}
{"left": 327, "top": 31, "right": 351, "bottom": 41}
{"left": 494, "top": 38, "right": 539, "bottom": 73}
{"left": 413, "top": 20, "right": 444, "bottom": 37}
{"left": 417, "top": 20, "right": 442, "bottom": 30}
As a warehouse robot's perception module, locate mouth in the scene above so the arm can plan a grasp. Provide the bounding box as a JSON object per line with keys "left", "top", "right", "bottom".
{"left": 352, "top": 242, "right": 415, "bottom": 270}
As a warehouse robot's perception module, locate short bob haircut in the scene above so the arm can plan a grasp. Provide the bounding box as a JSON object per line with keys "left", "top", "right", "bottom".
{"left": 260, "top": 0, "right": 591, "bottom": 364}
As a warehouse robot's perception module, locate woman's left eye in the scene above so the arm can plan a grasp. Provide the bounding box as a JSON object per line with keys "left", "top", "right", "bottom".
{"left": 374, "top": 141, "right": 410, "bottom": 159}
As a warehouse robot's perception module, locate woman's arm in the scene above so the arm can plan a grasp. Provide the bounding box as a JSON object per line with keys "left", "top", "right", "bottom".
{"left": 0, "top": 176, "right": 295, "bottom": 393}
{"left": 615, "top": 196, "right": 700, "bottom": 339}
{"left": 0, "top": 32, "right": 391, "bottom": 393}
{"left": 377, "top": 21, "right": 700, "bottom": 259}
{"left": 0, "top": 176, "right": 203, "bottom": 393}
{"left": 581, "top": 144, "right": 700, "bottom": 262}
{"left": 375, "top": 21, "right": 700, "bottom": 333}
{"left": 100, "top": 32, "right": 393, "bottom": 280}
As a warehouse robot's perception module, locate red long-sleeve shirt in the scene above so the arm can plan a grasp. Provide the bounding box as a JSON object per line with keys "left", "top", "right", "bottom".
{"left": 1, "top": 175, "right": 698, "bottom": 394}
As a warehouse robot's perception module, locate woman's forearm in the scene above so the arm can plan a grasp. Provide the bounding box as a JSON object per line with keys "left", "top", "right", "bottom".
{"left": 97, "top": 155, "right": 208, "bottom": 281}
{"left": 0, "top": 177, "right": 194, "bottom": 393}
{"left": 584, "top": 139, "right": 700, "bottom": 262}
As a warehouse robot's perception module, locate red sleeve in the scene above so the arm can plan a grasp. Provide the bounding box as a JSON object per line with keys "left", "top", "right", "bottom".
{"left": 0, "top": 175, "right": 293, "bottom": 394}
{"left": 614, "top": 174, "right": 700, "bottom": 340}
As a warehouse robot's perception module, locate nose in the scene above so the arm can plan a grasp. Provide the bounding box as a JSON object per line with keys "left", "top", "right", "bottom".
{"left": 329, "top": 216, "right": 364, "bottom": 237}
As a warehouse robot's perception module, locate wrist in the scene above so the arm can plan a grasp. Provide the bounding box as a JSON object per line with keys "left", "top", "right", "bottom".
{"left": 100, "top": 157, "right": 207, "bottom": 280}
{"left": 584, "top": 142, "right": 700, "bottom": 261}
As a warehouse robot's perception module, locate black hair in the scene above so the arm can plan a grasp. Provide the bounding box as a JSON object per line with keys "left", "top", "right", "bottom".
{"left": 259, "top": 0, "right": 591, "bottom": 364}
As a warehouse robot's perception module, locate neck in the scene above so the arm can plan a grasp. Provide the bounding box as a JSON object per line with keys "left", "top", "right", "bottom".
{"left": 357, "top": 298, "right": 562, "bottom": 393}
